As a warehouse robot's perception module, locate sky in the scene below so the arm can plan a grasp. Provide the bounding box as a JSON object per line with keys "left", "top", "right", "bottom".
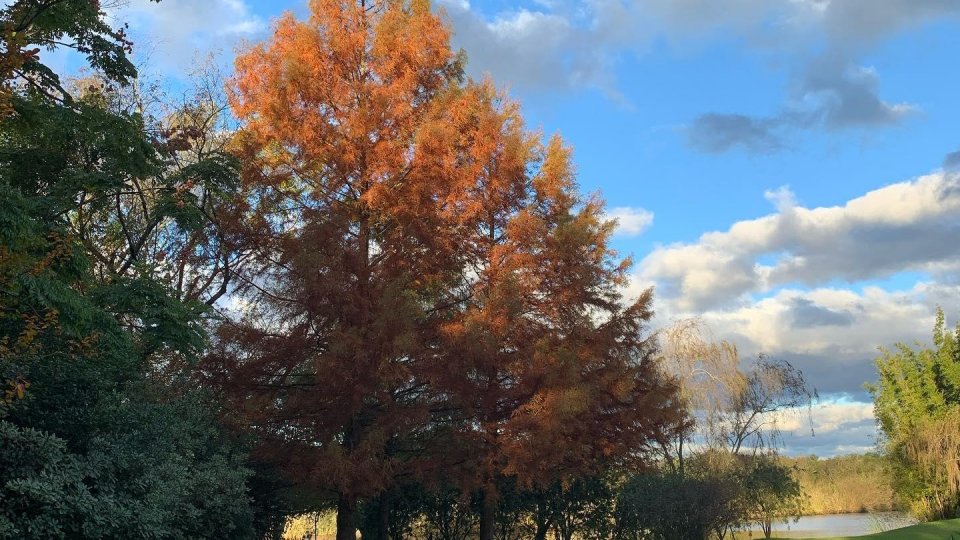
{"left": 65, "top": 0, "right": 960, "bottom": 457}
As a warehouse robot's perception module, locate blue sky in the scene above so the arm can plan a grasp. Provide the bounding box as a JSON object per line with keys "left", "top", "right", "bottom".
{"left": 80, "top": 0, "right": 960, "bottom": 456}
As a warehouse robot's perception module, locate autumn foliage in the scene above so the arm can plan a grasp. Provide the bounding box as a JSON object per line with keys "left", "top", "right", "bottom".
{"left": 202, "top": 0, "right": 683, "bottom": 538}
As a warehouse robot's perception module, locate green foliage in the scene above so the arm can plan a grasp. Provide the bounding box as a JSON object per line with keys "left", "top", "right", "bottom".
{"left": 0, "top": 2, "right": 258, "bottom": 537}
{"left": 538, "top": 475, "right": 617, "bottom": 540}
{"left": 610, "top": 452, "right": 805, "bottom": 540}
{"left": 0, "top": 0, "right": 164, "bottom": 110}
{"left": 0, "top": 393, "right": 253, "bottom": 539}
{"left": 869, "top": 307, "right": 960, "bottom": 520}
{"left": 614, "top": 471, "right": 738, "bottom": 540}
{"left": 741, "top": 455, "right": 804, "bottom": 539}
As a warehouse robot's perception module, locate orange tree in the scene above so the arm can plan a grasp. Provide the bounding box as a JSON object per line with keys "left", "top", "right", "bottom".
{"left": 432, "top": 128, "right": 682, "bottom": 540}
{"left": 206, "top": 1, "right": 683, "bottom": 538}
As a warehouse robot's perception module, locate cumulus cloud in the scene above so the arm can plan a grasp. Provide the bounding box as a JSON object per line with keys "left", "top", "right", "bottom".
{"left": 637, "top": 171, "right": 960, "bottom": 445}
{"left": 775, "top": 400, "right": 876, "bottom": 453}
{"left": 801, "top": 58, "right": 916, "bottom": 129}
{"left": 817, "top": 0, "right": 960, "bottom": 45}
{"left": 640, "top": 173, "right": 960, "bottom": 311}
{"left": 437, "top": 0, "right": 631, "bottom": 96}
{"left": 605, "top": 206, "right": 654, "bottom": 236}
{"left": 682, "top": 0, "right": 955, "bottom": 153}
{"left": 696, "top": 283, "right": 960, "bottom": 395}
{"left": 789, "top": 298, "right": 854, "bottom": 328}
{"left": 802, "top": 401, "right": 874, "bottom": 434}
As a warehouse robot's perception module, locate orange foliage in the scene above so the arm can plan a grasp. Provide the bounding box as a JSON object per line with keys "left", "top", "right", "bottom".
{"left": 206, "top": 1, "right": 682, "bottom": 537}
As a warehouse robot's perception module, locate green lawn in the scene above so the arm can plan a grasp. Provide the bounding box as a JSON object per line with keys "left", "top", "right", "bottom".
{"left": 771, "top": 518, "right": 960, "bottom": 540}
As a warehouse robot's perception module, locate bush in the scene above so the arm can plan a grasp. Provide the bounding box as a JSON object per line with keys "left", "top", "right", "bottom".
{"left": 614, "top": 472, "right": 739, "bottom": 540}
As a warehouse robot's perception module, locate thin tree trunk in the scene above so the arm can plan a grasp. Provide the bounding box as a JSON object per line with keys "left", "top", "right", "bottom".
{"left": 377, "top": 490, "right": 391, "bottom": 540}
{"left": 478, "top": 485, "right": 497, "bottom": 540}
{"left": 678, "top": 437, "right": 685, "bottom": 476}
{"left": 337, "top": 493, "right": 358, "bottom": 540}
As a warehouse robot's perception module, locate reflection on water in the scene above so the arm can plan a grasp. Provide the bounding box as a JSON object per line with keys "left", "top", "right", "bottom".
{"left": 736, "top": 512, "right": 917, "bottom": 538}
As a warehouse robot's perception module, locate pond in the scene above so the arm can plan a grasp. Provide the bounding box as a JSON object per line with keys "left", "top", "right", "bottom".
{"left": 735, "top": 512, "right": 917, "bottom": 538}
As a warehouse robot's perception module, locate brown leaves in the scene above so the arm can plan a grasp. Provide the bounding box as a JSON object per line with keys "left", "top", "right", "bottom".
{"left": 213, "top": 0, "right": 682, "bottom": 508}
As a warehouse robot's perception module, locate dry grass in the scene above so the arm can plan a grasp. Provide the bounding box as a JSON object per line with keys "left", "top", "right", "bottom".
{"left": 282, "top": 511, "right": 338, "bottom": 540}
{"left": 788, "top": 455, "right": 898, "bottom": 515}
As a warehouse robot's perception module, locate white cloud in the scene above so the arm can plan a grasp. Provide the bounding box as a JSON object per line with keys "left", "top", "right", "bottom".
{"left": 115, "top": 0, "right": 265, "bottom": 76}
{"left": 434, "top": 0, "right": 960, "bottom": 95}
{"left": 634, "top": 171, "right": 960, "bottom": 451}
{"left": 758, "top": 399, "right": 874, "bottom": 436}
{"left": 771, "top": 399, "right": 880, "bottom": 456}
{"left": 605, "top": 206, "right": 654, "bottom": 236}
{"left": 640, "top": 172, "right": 960, "bottom": 312}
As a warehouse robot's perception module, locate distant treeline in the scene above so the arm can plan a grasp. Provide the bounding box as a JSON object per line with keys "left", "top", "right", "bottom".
{"left": 786, "top": 454, "right": 899, "bottom": 515}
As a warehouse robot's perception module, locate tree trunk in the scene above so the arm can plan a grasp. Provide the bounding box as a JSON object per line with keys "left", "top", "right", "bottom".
{"left": 534, "top": 521, "right": 550, "bottom": 540}
{"left": 337, "top": 493, "right": 358, "bottom": 540}
{"left": 678, "top": 438, "right": 685, "bottom": 476}
{"left": 533, "top": 501, "right": 550, "bottom": 540}
{"left": 377, "top": 490, "right": 391, "bottom": 540}
{"left": 478, "top": 485, "right": 497, "bottom": 540}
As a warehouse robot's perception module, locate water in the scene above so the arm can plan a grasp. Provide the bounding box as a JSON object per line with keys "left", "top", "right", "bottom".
{"left": 736, "top": 512, "right": 917, "bottom": 538}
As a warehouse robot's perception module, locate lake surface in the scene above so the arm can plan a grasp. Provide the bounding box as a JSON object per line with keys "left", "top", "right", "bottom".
{"left": 735, "top": 512, "right": 917, "bottom": 538}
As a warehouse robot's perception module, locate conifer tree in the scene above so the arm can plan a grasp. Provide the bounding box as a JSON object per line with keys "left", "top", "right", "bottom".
{"left": 214, "top": 2, "right": 683, "bottom": 538}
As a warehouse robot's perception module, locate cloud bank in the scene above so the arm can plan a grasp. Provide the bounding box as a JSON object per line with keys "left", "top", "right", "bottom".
{"left": 437, "top": 0, "right": 959, "bottom": 151}
{"left": 641, "top": 173, "right": 960, "bottom": 312}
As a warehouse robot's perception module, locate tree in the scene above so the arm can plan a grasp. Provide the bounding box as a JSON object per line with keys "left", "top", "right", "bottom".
{"left": 869, "top": 307, "right": 960, "bottom": 520}
{"left": 431, "top": 131, "right": 681, "bottom": 540}
{"left": 740, "top": 455, "right": 804, "bottom": 539}
{"left": 545, "top": 474, "right": 617, "bottom": 540}
{"left": 657, "top": 320, "right": 815, "bottom": 462}
{"left": 0, "top": 0, "right": 149, "bottom": 113}
{"left": 61, "top": 65, "right": 244, "bottom": 309}
{"left": 614, "top": 471, "right": 736, "bottom": 540}
{"left": 655, "top": 318, "right": 737, "bottom": 472}
{"left": 722, "top": 355, "right": 814, "bottom": 454}
{"left": 207, "top": 1, "right": 487, "bottom": 537}
{"left": 212, "top": 3, "right": 682, "bottom": 539}
{"left": 0, "top": 1, "right": 257, "bottom": 536}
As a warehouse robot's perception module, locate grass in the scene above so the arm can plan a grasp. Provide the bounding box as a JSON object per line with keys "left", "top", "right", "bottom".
{"left": 770, "top": 518, "right": 960, "bottom": 540}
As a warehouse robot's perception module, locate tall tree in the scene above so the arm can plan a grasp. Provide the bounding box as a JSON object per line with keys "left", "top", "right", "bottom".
{"left": 870, "top": 307, "right": 960, "bottom": 520}
{"left": 208, "top": 1, "right": 478, "bottom": 537}
{"left": 211, "top": 2, "right": 683, "bottom": 539}
{"left": 433, "top": 132, "right": 682, "bottom": 540}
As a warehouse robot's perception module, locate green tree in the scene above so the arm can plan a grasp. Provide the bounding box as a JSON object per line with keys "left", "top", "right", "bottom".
{"left": 740, "top": 455, "right": 803, "bottom": 539}
{"left": 869, "top": 307, "right": 960, "bottom": 520}
{"left": 614, "top": 471, "right": 737, "bottom": 540}
{"left": 0, "top": 1, "right": 256, "bottom": 536}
